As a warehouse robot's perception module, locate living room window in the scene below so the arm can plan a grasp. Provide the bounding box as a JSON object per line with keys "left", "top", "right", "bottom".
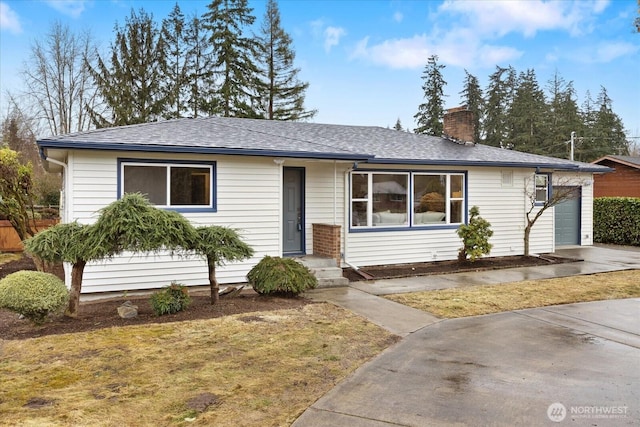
{"left": 120, "top": 160, "right": 215, "bottom": 210}
{"left": 413, "top": 173, "right": 464, "bottom": 225}
{"left": 351, "top": 171, "right": 465, "bottom": 229}
{"left": 351, "top": 172, "right": 409, "bottom": 227}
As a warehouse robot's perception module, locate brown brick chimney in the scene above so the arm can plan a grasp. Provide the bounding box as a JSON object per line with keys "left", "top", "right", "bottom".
{"left": 443, "top": 106, "right": 475, "bottom": 144}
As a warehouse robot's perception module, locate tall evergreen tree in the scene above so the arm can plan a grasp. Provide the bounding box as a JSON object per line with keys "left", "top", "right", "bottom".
{"left": 183, "top": 13, "right": 215, "bottom": 118}
{"left": 414, "top": 55, "right": 446, "bottom": 135}
{"left": 546, "top": 71, "right": 581, "bottom": 159}
{"left": 459, "top": 70, "right": 483, "bottom": 143}
{"left": 508, "top": 69, "right": 549, "bottom": 154}
{"left": 255, "top": 0, "right": 316, "bottom": 121}
{"left": 161, "top": 3, "right": 188, "bottom": 119}
{"left": 483, "top": 66, "right": 516, "bottom": 148}
{"left": 88, "top": 9, "right": 167, "bottom": 127}
{"left": 393, "top": 118, "right": 403, "bottom": 131}
{"left": 588, "top": 87, "right": 628, "bottom": 160}
{"left": 202, "top": 0, "right": 259, "bottom": 118}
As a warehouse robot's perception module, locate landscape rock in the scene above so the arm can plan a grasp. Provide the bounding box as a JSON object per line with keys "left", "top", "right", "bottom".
{"left": 117, "top": 301, "right": 138, "bottom": 319}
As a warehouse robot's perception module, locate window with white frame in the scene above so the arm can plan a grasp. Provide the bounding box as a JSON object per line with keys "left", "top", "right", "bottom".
{"left": 535, "top": 174, "right": 549, "bottom": 203}
{"left": 351, "top": 171, "right": 465, "bottom": 228}
{"left": 121, "top": 161, "right": 214, "bottom": 209}
{"left": 351, "top": 172, "right": 409, "bottom": 227}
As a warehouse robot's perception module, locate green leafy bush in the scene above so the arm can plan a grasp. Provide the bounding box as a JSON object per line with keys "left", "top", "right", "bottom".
{"left": 247, "top": 256, "right": 317, "bottom": 296}
{"left": 456, "top": 206, "right": 493, "bottom": 262}
{"left": 594, "top": 197, "right": 640, "bottom": 246}
{"left": 0, "top": 271, "right": 69, "bottom": 325}
{"left": 150, "top": 282, "right": 191, "bottom": 316}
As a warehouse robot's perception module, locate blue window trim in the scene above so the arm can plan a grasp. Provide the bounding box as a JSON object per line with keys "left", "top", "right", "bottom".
{"left": 117, "top": 157, "right": 217, "bottom": 212}
{"left": 534, "top": 172, "right": 551, "bottom": 206}
{"left": 349, "top": 169, "right": 468, "bottom": 233}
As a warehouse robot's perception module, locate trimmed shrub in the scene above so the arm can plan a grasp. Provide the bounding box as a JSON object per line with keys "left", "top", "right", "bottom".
{"left": 456, "top": 206, "right": 493, "bottom": 262}
{"left": 0, "top": 271, "right": 69, "bottom": 325}
{"left": 247, "top": 256, "right": 317, "bottom": 296}
{"left": 594, "top": 197, "right": 640, "bottom": 246}
{"left": 150, "top": 282, "right": 191, "bottom": 316}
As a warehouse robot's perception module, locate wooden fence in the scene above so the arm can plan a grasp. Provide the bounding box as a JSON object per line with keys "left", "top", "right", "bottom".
{"left": 0, "top": 219, "right": 60, "bottom": 252}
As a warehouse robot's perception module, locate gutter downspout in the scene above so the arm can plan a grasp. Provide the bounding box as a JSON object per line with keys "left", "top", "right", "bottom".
{"left": 41, "top": 151, "right": 68, "bottom": 223}
{"left": 342, "top": 164, "right": 374, "bottom": 280}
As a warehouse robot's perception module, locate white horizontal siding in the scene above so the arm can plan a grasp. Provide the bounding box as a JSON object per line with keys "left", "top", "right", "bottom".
{"left": 345, "top": 166, "right": 558, "bottom": 266}
{"left": 67, "top": 151, "right": 281, "bottom": 293}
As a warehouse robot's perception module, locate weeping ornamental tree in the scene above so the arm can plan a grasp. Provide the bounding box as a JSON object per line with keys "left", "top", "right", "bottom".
{"left": 25, "top": 193, "right": 254, "bottom": 316}
{"left": 25, "top": 194, "right": 197, "bottom": 317}
{"left": 191, "top": 226, "right": 254, "bottom": 304}
{"left": 23, "top": 222, "right": 98, "bottom": 317}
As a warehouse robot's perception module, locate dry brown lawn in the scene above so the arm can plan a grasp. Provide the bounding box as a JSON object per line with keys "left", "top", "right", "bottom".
{"left": 386, "top": 270, "right": 640, "bottom": 318}
{"left": 0, "top": 303, "right": 398, "bottom": 427}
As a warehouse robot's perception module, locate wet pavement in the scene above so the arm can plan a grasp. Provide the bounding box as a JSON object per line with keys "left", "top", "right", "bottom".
{"left": 296, "top": 246, "right": 640, "bottom": 426}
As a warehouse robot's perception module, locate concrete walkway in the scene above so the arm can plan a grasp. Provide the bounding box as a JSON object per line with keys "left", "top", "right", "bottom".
{"left": 305, "top": 245, "right": 640, "bottom": 336}
{"left": 295, "top": 245, "right": 640, "bottom": 426}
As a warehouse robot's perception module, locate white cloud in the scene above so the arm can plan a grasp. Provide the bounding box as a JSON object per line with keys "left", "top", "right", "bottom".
{"left": 578, "top": 41, "right": 639, "bottom": 63}
{"left": 350, "top": 31, "right": 522, "bottom": 70}
{"left": 0, "top": 2, "right": 22, "bottom": 34}
{"left": 324, "top": 26, "right": 346, "bottom": 53}
{"left": 438, "top": 0, "right": 611, "bottom": 38}
{"left": 393, "top": 11, "right": 403, "bottom": 23}
{"left": 45, "top": 0, "right": 87, "bottom": 18}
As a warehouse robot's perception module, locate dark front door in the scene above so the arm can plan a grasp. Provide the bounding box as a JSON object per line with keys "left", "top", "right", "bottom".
{"left": 283, "top": 167, "right": 304, "bottom": 254}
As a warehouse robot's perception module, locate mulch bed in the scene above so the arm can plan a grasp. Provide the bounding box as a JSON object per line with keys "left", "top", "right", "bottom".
{"left": 1, "top": 252, "right": 580, "bottom": 340}
{"left": 342, "top": 254, "right": 580, "bottom": 281}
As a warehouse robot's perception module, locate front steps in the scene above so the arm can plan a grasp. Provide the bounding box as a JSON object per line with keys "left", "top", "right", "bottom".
{"left": 296, "top": 256, "right": 349, "bottom": 288}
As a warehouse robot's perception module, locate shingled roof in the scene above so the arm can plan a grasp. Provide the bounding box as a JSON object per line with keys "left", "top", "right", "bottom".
{"left": 592, "top": 155, "right": 640, "bottom": 170}
{"left": 38, "top": 116, "right": 609, "bottom": 172}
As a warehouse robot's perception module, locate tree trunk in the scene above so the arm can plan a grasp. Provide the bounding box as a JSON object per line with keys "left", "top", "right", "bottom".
{"left": 66, "top": 260, "right": 86, "bottom": 318}
{"left": 524, "top": 226, "right": 531, "bottom": 256}
{"left": 207, "top": 257, "right": 219, "bottom": 305}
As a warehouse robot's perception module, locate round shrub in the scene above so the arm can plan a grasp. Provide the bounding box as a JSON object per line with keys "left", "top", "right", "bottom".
{"left": 247, "top": 256, "right": 317, "bottom": 296}
{"left": 150, "top": 282, "right": 191, "bottom": 316}
{"left": 0, "top": 271, "right": 69, "bottom": 325}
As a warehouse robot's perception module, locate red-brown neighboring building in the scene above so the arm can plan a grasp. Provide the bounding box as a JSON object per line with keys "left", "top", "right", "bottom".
{"left": 591, "top": 155, "right": 640, "bottom": 198}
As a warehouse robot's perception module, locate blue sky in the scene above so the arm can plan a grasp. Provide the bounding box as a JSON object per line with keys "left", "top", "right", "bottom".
{"left": 1, "top": 0, "right": 638, "bottom": 142}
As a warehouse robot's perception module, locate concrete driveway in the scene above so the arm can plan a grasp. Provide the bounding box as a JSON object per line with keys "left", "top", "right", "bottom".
{"left": 295, "top": 299, "right": 640, "bottom": 426}
{"left": 296, "top": 246, "right": 640, "bottom": 426}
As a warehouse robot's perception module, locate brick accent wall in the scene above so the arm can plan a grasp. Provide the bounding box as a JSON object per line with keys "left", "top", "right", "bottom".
{"left": 312, "top": 223, "right": 341, "bottom": 267}
{"left": 443, "top": 106, "right": 474, "bottom": 143}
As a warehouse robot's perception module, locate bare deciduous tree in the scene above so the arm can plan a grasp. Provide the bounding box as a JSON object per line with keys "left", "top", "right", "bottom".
{"left": 523, "top": 174, "right": 585, "bottom": 256}
{"left": 21, "top": 21, "right": 99, "bottom": 136}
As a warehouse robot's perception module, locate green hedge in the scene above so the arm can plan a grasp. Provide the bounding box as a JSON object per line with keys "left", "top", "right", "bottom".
{"left": 593, "top": 197, "right": 640, "bottom": 246}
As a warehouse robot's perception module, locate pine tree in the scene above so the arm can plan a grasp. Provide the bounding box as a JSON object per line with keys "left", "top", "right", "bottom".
{"left": 393, "top": 118, "right": 403, "bottom": 131}
{"left": 161, "top": 3, "right": 188, "bottom": 119}
{"left": 183, "top": 13, "right": 215, "bottom": 118}
{"left": 483, "top": 66, "right": 512, "bottom": 147}
{"left": 508, "top": 69, "right": 549, "bottom": 154}
{"left": 546, "top": 71, "right": 581, "bottom": 159}
{"left": 589, "top": 87, "right": 628, "bottom": 160}
{"left": 202, "top": 0, "right": 259, "bottom": 118}
{"left": 414, "top": 55, "right": 446, "bottom": 135}
{"left": 459, "top": 70, "right": 483, "bottom": 143}
{"left": 255, "top": 0, "right": 316, "bottom": 121}
{"left": 88, "top": 8, "right": 167, "bottom": 126}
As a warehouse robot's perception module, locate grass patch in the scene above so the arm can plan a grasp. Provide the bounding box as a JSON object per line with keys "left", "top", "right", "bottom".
{"left": 0, "top": 253, "right": 22, "bottom": 265}
{"left": 386, "top": 270, "right": 640, "bottom": 318}
{"left": 0, "top": 303, "right": 397, "bottom": 426}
